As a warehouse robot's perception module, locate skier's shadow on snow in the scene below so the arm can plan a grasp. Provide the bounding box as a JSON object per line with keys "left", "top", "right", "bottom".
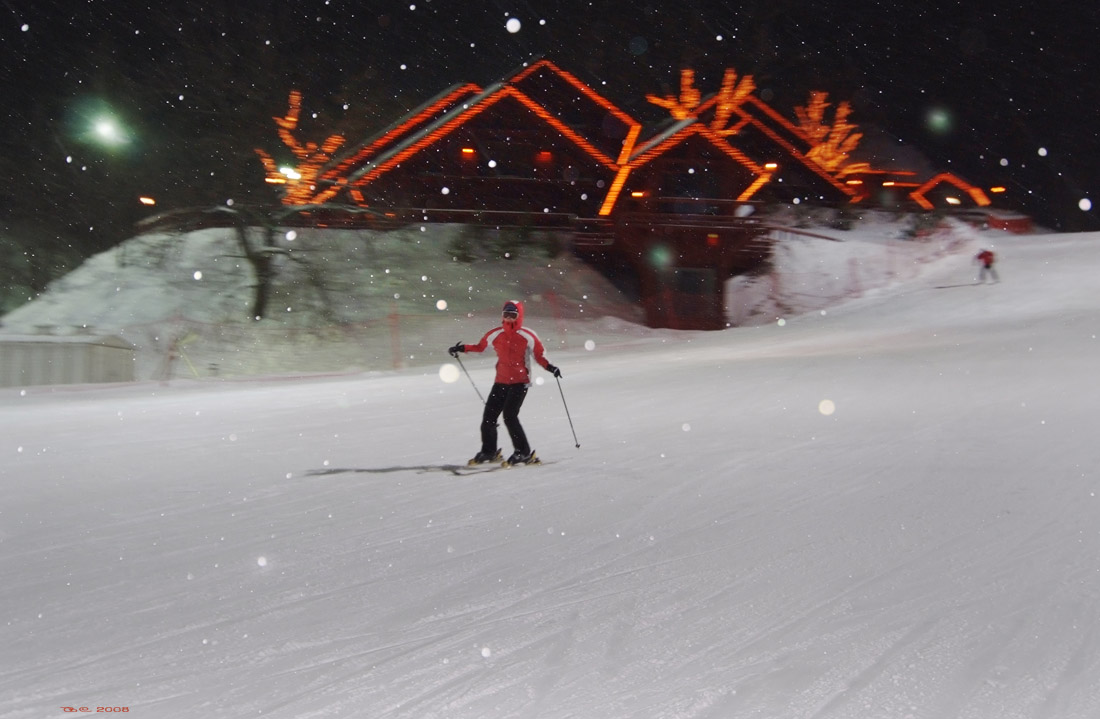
{"left": 306, "top": 464, "right": 498, "bottom": 478}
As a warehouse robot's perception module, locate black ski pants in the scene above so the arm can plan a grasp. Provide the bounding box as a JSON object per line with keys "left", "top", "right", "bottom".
{"left": 481, "top": 382, "right": 530, "bottom": 455}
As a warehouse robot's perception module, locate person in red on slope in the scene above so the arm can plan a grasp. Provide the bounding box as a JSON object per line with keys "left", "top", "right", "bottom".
{"left": 975, "top": 248, "right": 999, "bottom": 283}
{"left": 449, "top": 300, "right": 561, "bottom": 466}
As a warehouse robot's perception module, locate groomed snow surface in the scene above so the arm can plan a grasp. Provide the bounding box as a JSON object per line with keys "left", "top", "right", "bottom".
{"left": 4, "top": 226, "right": 1100, "bottom": 718}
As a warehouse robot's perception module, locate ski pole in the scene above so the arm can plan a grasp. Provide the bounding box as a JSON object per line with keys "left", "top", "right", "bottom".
{"left": 555, "top": 375, "right": 580, "bottom": 448}
{"left": 453, "top": 353, "right": 484, "bottom": 403}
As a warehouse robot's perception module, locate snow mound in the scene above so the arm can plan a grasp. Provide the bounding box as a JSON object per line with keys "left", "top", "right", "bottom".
{"left": 1, "top": 215, "right": 991, "bottom": 379}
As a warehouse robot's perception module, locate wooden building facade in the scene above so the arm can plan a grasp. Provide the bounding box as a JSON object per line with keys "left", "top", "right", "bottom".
{"left": 294, "top": 60, "right": 993, "bottom": 329}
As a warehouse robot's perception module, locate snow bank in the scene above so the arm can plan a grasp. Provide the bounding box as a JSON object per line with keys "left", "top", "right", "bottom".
{"left": 1, "top": 215, "right": 995, "bottom": 380}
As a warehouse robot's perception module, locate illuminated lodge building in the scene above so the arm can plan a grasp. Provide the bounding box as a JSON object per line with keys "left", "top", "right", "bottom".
{"left": 287, "top": 60, "right": 994, "bottom": 329}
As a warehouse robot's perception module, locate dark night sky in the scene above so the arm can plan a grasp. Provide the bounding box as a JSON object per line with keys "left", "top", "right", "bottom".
{"left": 2, "top": 0, "right": 1098, "bottom": 248}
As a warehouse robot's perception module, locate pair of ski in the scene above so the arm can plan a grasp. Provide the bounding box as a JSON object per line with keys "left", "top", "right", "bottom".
{"left": 467, "top": 449, "right": 541, "bottom": 469}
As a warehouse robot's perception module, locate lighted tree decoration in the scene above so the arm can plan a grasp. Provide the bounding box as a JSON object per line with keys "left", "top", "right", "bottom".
{"left": 646, "top": 69, "right": 704, "bottom": 120}
{"left": 796, "top": 92, "right": 871, "bottom": 178}
{"left": 647, "top": 68, "right": 756, "bottom": 126}
{"left": 255, "top": 90, "right": 346, "bottom": 205}
{"left": 709, "top": 69, "right": 757, "bottom": 133}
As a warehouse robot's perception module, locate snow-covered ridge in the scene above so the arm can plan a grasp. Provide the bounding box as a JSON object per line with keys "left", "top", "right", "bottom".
{"left": 2, "top": 215, "right": 990, "bottom": 380}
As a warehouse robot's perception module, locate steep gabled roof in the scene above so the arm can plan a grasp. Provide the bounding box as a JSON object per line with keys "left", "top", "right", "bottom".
{"left": 598, "top": 122, "right": 772, "bottom": 215}
{"left": 342, "top": 82, "right": 625, "bottom": 195}
{"left": 695, "top": 93, "right": 856, "bottom": 202}
{"left": 313, "top": 60, "right": 643, "bottom": 205}
{"left": 509, "top": 59, "right": 641, "bottom": 165}
{"left": 310, "top": 83, "right": 483, "bottom": 203}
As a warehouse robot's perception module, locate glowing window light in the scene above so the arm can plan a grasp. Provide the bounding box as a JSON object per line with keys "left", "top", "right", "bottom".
{"left": 138, "top": 196, "right": 156, "bottom": 206}
{"left": 945, "top": 196, "right": 961, "bottom": 205}
{"left": 990, "top": 186, "right": 1006, "bottom": 193}
{"left": 764, "top": 162, "right": 779, "bottom": 170}
{"left": 535, "top": 150, "right": 553, "bottom": 163}
{"left": 630, "top": 191, "right": 646, "bottom": 197}
{"left": 846, "top": 179, "right": 863, "bottom": 185}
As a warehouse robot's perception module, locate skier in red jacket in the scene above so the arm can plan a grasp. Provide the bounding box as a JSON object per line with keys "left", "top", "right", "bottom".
{"left": 449, "top": 300, "right": 561, "bottom": 466}
{"left": 975, "top": 249, "right": 999, "bottom": 283}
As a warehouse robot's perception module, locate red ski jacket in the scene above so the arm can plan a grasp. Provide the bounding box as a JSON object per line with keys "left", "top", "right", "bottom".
{"left": 461, "top": 300, "right": 552, "bottom": 385}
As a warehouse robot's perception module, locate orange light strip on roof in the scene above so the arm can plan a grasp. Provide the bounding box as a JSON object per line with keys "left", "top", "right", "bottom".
{"left": 726, "top": 116, "right": 751, "bottom": 135}
{"left": 617, "top": 123, "right": 642, "bottom": 166}
{"left": 598, "top": 166, "right": 633, "bottom": 216}
{"left": 317, "top": 83, "right": 483, "bottom": 183}
{"left": 728, "top": 107, "right": 857, "bottom": 198}
{"left": 696, "top": 85, "right": 856, "bottom": 198}
{"left": 743, "top": 96, "right": 813, "bottom": 146}
{"left": 967, "top": 187, "right": 992, "bottom": 206}
{"left": 696, "top": 124, "right": 765, "bottom": 173}
{"left": 328, "top": 60, "right": 645, "bottom": 206}
{"left": 349, "top": 85, "right": 617, "bottom": 191}
{"left": 688, "top": 87, "right": 858, "bottom": 199}
{"left": 736, "top": 172, "right": 773, "bottom": 202}
{"left": 910, "top": 172, "right": 992, "bottom": 209}
{"left": 511, "top": 59, "right": 640, "bottom": 130}
{"left": 599, "top": 124, "right": 768, "bottom": 215}
{"left": 505, "top": 88, "right": 619, "bottom": 169}
{"left": 860, "top": 169, "right": 917, "bottom": 176}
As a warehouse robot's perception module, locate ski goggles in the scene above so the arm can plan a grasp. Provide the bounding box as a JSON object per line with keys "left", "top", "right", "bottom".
{"left": 502, "top": 310, "right": 519, "bottom": 320}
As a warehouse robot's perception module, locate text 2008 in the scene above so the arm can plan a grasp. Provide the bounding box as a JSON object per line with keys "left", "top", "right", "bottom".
{"left": 60, "top": 708, "right": 130, "bottom": 713}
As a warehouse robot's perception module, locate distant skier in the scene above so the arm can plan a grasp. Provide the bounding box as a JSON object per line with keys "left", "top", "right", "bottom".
{"left": 975, "top": 249, "right": 999, "bottom": 283}
{"left": 449, "top": 300, "right": 561, "bottom": 466}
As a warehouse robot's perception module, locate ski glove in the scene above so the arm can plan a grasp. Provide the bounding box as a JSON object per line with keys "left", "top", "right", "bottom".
{"left": 449, "top": 342, "right": 465, "bottom": 357}
{"left": 546, "top": 363, "right": 562, "bottom": 378}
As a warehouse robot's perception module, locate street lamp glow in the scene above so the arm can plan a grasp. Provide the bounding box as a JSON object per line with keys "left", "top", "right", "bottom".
{"left": 84, "top": 111, "right": 131, "bottom": 147}
{"left": 92, "top": 118, "right": 127, "bottom": 145}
